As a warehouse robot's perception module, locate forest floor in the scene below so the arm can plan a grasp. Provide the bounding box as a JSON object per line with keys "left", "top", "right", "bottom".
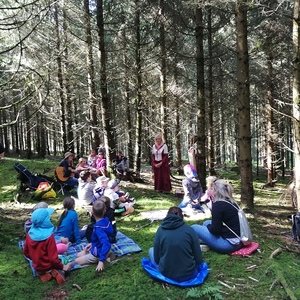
{"left": 1, "top": 157, "right": 300, "bottom": 300}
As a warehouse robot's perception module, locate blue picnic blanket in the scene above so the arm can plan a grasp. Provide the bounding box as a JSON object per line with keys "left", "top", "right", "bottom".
{"left": 141, "top": 257, "right": 209, "bottom": 287}
{"left": 19, "top": 231, "right": 142, "bottom": 276}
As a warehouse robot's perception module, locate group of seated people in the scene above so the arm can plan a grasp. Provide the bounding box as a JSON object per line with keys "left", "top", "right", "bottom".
{"left": 56, "top": 149, "right": 130, "bottom": 188}
{"left": 23, "top": 168, "right": 249, "bottom": 286}
{"left": 23, "top": 196, "right": 119, "bottom": 285}
{"left": 24, "top": 149, "right": 250, "bottom": 286}
{"left": 77, "top": 172, "right": 135, "bottom": 216}
{"left": 149, "top": 175, "right": 250, "bottom": 283}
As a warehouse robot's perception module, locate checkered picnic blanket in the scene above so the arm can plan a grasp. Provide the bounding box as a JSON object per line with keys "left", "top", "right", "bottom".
{"left": 19, "top": 231, "right": 142, "bottom": 276}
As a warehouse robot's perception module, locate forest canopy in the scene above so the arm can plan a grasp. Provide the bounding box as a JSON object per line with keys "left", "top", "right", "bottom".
{"left": 1, "top": 0, "right": 300, "bottom": 209}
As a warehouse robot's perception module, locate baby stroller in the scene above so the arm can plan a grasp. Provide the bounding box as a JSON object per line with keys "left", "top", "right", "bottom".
{"left": 14, "top": 162, "right": 54, "bottom": 194}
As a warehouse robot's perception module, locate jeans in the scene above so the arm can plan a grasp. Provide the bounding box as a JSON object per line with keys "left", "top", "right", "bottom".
{"left": 65, "top": 177, "right": 78, "bottom": 188}
{"left": 178, "top": 198, "right": 203, "bottom": 211}
{"left": 191, "top": 220, "right": 242, "bottom": 254}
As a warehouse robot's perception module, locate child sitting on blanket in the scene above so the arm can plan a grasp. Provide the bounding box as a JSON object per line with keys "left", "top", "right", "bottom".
{"left": 24, "top": 201, "right": 70, "bottom": 254}
{"left": 99, "top": 196, "right": 117, "bottom": 243}
{"left": 54, "top": 197, "right": 81, "bottom": 244}
{"left": 75, "top": 200, "right": 115, "bottom": 272}
{"left": 92, "top": 175, "right": 110, "bottom": 202}
{"left": 24, "top": 201, "right": 49, "bottom": 233}
{"left": 23, "top": 208, "right": 74, "bottom": 285}
{"left": 104, "top": 179, "right": 134, "bottom": 216}
{"left": 85, "top": 196, "right": 117, "bottom": 244}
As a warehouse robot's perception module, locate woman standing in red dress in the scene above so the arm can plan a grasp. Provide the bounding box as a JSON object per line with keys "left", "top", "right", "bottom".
{"left": 151, "top": 134, "right": 172, "bottom": 193}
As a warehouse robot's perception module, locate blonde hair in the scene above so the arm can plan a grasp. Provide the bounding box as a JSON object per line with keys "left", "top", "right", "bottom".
{"left": 76, "top": 157, "right": 86, "bottom": 168}
{"left": 154, "top": 133, "right": 163, "bottom": 141}
{"left": 206, "top": 176, "right": 217, "bottom": 189}
{"left": 213, "top": 179, "right": 234, "bottom": 202}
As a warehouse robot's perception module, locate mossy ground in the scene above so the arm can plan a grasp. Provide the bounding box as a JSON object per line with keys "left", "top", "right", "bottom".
{"left": 0, "top": 158, "right": 299, "bottom": 300}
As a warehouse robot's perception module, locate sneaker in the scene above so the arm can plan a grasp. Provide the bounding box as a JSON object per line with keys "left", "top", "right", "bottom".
{"left": 200, "top": 244, "right": 210, "bottom": 252}
{"left": 128, "top": 197, "right": 135, "bottom": 203}
{"left": 121, "top": 206, "right": 134, "bottom": 216}
{"left": 51, "top": 269, "right": 66, "bottom": 286}
{"left": 124, "top": 192, "right": 129, "bottom": 198}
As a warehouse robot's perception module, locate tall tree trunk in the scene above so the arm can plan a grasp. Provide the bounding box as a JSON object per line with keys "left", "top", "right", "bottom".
{"left": 292, "top": 0, "right": 300, "bottom": 211}
{"left": 134, "top": 0, "right": 142, "bottom": 173}
{"left": 159, "top": 0, "right": 168, "bottom": 144}
{"left": 84, "top": 0, "right": 100, "bottom": 148}
{"left": 236, "top": 0, "right": 254, "bottom": 209}
{"left": 62, "top": 4, "right": 74, "bottom": 153}
{"left": 122, "top": 24, "right": 133, "bottom": 168}
{"left": 13, "top": 105, "right": 20, "bottom": 154}
{"left": 25, "top": 105, "right": 32, "bottom": 159}
{"left": 54, "top": 2, "right": 67, "bottom": 152}
{"left": 195, "top": 6, "right": 206, "bottom": 190}
{"left": 97, "top": 0, "right": 115, "bottom": 172}
{"left": 207, "top": 6, "right": 216, "bottom": 176}
{"left": 266, "top": 50, "right": 275, "bottom": 185}
{"left": 174, "top": 50, "right": 182, "bottom": 168}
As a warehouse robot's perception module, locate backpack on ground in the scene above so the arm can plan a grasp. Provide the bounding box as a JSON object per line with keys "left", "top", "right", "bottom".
{"left": 221, "top": 199, "right": 253, "bottom": 246}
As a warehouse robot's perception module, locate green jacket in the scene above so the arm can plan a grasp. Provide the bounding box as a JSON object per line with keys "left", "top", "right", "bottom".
{"left": 154, "top": 214, "right": 202, "bottom": 280}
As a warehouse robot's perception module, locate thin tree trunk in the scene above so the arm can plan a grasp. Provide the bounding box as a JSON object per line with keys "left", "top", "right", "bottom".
{"left": 195, "top": 6, "right": 206, "bottom": 190}
{"left": 25, "top": 105, "right": 32, "bottom": 159}
{"left": 174, "top": 53, "right": 182, "bottom": 168}
{"left": 62, "top": 4, "right": 74, "bottom": 153}
{"left": 121, "top": 24, "right": 133, "bottom": 168}
{"left": 97, "top": 0, "right": 115, "bottom": 172}
{"left": 236, "top": 0, "right": 254, "bottom": 209}
{"left": 134, "top": 0, "right": 142, "bottom": 173}
{"left": 292, "top": 0, "right": 300, "bottom": 211}
{"left": 207, "top": 7, "right": 216, "bottom": 176}
{"left": 159, "top": 0, "right": 168, "bottom": 144}
{"left": 84, "top": 0, "right": 100, "bottom": 148}
{"left": 54, "top": 2, "right": 67, "bottom": 152}
{"left": 266, "top": 50, "right": 275, "bottom": 185}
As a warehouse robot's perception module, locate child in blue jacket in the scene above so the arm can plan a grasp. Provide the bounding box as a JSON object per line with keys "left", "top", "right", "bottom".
{"left": 75, "top": 200, "right": 114, "bottom": 271}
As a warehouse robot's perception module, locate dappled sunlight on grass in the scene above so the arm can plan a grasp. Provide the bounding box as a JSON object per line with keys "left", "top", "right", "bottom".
{"left": 0, "top": 184, "right": 17, "bottom": 194}
{"left": 1, "top": 160, "right": 300, "bottom": 299}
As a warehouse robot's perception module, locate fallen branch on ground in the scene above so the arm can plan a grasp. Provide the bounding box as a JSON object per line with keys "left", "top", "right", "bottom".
{"left": 269, "top": 248, "right": 282, "bottom": 259}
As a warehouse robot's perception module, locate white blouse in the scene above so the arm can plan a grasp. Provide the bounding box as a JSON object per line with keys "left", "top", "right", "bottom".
{"left": 152, "top": 143, "right": 168, "bottom": 161}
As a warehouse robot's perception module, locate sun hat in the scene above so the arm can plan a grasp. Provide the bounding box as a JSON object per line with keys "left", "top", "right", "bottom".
{"left": 108, "top": 179, "right": 120, "bottom": 189}
{"left": 64, "top": 152, "right": 74, "bottom": 159}
{"left": 96, "top": 176, "right": 110, "bottom": 185}
{"left": 28, "top": 208, "right": 54, "bottom": 241}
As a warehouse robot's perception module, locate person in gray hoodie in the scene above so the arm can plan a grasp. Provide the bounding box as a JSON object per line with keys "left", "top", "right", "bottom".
{"left": 148, "top": 207, "right": 203, "bottom": 282}
{"left": 178, "top": 164, "right": 204, "bottom": 210}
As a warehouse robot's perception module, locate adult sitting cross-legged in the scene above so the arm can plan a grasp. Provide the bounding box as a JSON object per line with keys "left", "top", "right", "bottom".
{"left": 148, "top": 206, "right": 203, "bottom": 282}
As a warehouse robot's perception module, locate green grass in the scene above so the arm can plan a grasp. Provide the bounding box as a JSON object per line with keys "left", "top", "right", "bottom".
{"left": 0, "top": 157, "right": 299, "bottom": 300}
